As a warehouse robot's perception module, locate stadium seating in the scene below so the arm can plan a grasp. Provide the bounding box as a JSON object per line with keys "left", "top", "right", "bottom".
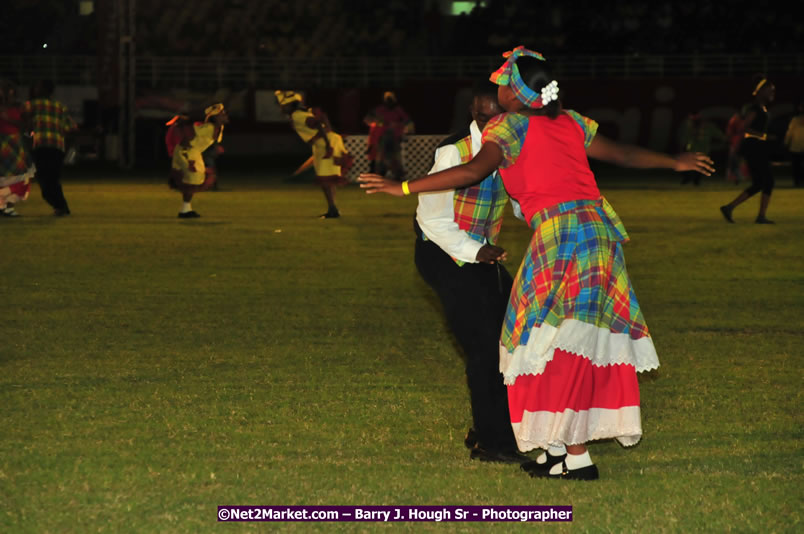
{"left": 1, "top": 0, "right": 798, "bottom": 57}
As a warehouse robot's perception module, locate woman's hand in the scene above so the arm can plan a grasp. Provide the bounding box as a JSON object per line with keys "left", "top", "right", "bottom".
{"left": 358, "top": 174, "right": 404, "bottom": 196}
{"left": 674, "top": 152, "right": 715, "bottom": 175}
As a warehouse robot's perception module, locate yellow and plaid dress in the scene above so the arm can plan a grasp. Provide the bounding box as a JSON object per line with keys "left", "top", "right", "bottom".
{"left": 170, "top": 122, "right": 220, "bottom": 187}
{"left": 290, "top": 109, "right": 347, "bottom": 179}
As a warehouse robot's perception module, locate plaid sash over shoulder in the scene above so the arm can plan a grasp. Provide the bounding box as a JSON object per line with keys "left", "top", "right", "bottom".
{"left": 450, "top": 134, "right": 509, "bottom": 266}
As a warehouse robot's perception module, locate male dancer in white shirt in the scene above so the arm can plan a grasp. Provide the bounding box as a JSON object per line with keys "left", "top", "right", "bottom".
{"left": 414, "top": 80, "right": 527, "bottom": 463}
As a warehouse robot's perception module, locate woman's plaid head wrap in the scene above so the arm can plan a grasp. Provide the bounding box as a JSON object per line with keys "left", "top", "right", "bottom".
{"left": 489, "top": 46, "right": 557, "bottom": 109}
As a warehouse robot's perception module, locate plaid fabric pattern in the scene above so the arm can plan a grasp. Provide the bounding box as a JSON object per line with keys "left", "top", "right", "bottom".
{"left": 565, "top": 110, "right": 599, "bottom": 148}
{"left": 449, "top": 134, "right": 509, "bottom": 266}
{"left": 508, "top": 67, "right": 542, "bottom": 109}
{"left": 0, "top": 134, "right": 32, "bottom": 177}
{"left": 501, "top": 198, "right": 652, "bottom": 355}
{"left": 23, "top": 99, "right": 77, "bottom": 151}
{"left": 481, "top": 113, "right": 529, "bottom": 169}
{"left": 489, "top": 46, "right": 548, "bottom": 109}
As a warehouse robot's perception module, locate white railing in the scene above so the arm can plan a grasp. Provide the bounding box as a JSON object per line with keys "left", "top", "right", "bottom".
{"left": 1, "top": 54, "right": 801, "bottom": 87}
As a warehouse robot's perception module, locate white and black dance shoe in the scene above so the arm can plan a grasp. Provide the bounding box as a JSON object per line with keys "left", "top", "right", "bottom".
{"left": 525, "top": 459, "right": 599, "bottom": 481}
{"left": 520, "top": 451, "right": 567, "bottom": 476}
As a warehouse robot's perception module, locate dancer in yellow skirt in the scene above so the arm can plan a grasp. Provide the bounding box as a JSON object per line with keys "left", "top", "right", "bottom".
{"left": 166, "top": 103, "right": 228, "bottom": 218}
{"left": 276, "top": 90, "right": 352, "bottom": 218}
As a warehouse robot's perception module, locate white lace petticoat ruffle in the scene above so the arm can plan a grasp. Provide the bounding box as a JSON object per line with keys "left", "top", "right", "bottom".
{"left": 499, "top": 318, "right": 660, "bottom": 385}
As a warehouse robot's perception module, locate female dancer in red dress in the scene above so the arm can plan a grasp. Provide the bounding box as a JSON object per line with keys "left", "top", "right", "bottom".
{"left": 359, "top": 47, "right": 713, "bottom": 480}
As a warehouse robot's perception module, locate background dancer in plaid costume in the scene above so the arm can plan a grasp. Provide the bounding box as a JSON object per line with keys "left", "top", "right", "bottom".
{"left": 415, "top": 80, "right": 527, "bottom": 464}
{"left": 23, "top": 80, "right": 76, "bottom": 216}
{"left": 359, "top": 46, "right": 714, "bottom": 480}
{"left": 0, "top": 80, "right": 33, "bottom": 217}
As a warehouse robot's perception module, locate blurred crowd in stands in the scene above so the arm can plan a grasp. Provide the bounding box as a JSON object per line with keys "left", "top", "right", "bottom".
{"left": 1, "top": 0, "right": 799, "bottom": 57}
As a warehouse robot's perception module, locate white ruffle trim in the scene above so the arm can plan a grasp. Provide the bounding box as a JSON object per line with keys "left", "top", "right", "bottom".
{"left": 512, "top": 406, "right": 642, "bottom": 452}
{"left": 499, "top": 318, "right": 659, "bottom": 385}
{"left": 0, "top": 166, "right": 35, "bottom": 187}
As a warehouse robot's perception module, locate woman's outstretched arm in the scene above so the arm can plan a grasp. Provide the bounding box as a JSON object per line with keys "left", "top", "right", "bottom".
{"left": 586, "top": 134, "right": 715, "bottom": 175}
{"left": 359, "top": 142, "right": 504, "bottom": 196}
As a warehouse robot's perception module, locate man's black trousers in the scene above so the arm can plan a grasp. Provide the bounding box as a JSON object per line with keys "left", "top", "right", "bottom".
{"left": 33, "top": 147, "right": 70, "bottom": 212}
{"left": 414, "top": 230, "right": 518, "bottom": 451}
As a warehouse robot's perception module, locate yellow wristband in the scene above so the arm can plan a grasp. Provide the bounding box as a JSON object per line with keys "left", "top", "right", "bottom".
{"left": 401, "top": 180, "right": 410, "bottom": 195}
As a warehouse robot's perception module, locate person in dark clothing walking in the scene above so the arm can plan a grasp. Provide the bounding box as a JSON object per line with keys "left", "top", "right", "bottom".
{"left": 23, "top": 80, "right": 77, "bottom": 216}
{"left": 720, "top": 76, "right": 777, "bottom": 224}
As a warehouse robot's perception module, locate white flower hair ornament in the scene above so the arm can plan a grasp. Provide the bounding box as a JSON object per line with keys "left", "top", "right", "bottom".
{"left": 540, "top": 80, "right": 559, "bottom": 105}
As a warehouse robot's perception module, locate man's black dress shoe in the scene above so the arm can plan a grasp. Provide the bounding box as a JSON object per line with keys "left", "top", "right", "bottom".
{"left": 464, "top": 428, "right": 477, "bottom": 450}
{"left": 469, "top": 445, "right": 530, "bottom": 464}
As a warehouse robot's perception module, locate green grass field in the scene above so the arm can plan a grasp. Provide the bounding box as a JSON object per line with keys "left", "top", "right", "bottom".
{"left": 1, "top": 166, "right": 802, "bottom": 533}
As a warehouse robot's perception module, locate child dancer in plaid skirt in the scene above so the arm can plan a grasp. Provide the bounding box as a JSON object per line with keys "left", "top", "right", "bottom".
{"left": 359, "top": 47, "right": 714, "bottom": 480}
{"left": 0, "top": 81, "right": 33, "bottom": 217}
